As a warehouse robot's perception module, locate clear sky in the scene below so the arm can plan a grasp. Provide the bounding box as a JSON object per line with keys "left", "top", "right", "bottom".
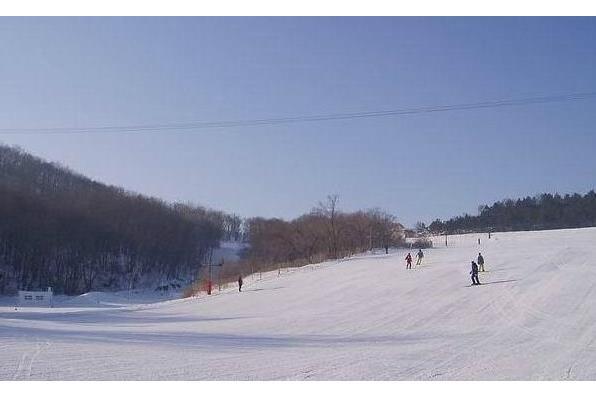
{"left": 1, "top": 17, "right": 595, "bottom": 226}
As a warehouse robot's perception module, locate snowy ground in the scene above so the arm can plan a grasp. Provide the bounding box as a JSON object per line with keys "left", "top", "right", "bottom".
{"left": 1, "top": 227, "right": 596, "bottom": 380}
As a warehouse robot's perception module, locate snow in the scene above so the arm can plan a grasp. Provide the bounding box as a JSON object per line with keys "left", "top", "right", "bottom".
{"left": 1, "top": 227, "right": 596, "bottom": 380}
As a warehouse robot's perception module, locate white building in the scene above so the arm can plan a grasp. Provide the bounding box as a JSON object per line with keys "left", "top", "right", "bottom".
{"left": 17, "top": 287, "right": 53, "bottom": 307}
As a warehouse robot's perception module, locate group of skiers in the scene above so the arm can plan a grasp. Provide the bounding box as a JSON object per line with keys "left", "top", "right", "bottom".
{"left": 470, "top": 252, "right": 485, "bottom": 285}
{"left": 404, "top": 249, "right": 424, "bottom": 269}
{"left": 404, "top": 248, "right": 487, "bottom": 286}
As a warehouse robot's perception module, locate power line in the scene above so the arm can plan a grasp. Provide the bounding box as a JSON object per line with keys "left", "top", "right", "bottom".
{"left": 1, "top": 91, "right": 595, "bottom": 135}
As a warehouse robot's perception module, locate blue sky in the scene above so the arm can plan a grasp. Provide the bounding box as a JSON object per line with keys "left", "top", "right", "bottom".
{"left": 1, "top": 17, "right": 595, "bottom": 226}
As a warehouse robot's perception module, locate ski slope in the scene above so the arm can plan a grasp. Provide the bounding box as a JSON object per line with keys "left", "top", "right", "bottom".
{"left": 1, "top": 228, "right": 596, "bottom": 380}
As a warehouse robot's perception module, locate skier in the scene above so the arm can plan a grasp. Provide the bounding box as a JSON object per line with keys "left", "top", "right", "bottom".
{"left": 238, "top": 275, "right": 243, "bottom": 292}
{"left": 405, "top": 253, "right": 413, "bottom": 269}
{"left": 470, "top": 261, "right": 480, "bottom": 285}
{"left": 416, "top": 249, "right": 424, "bottom": 266}
{"left": 477, "top": 253, "right": 485, "bottom": 272}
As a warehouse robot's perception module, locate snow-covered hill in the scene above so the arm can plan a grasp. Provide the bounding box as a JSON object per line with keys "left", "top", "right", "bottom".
{"left": 1, "top": 227, "right": 595, "bottom": 380}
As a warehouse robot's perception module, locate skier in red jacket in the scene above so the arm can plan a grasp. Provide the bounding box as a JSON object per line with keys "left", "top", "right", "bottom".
{"left": 405, "top": 253, "right": 413, "bottom": 269}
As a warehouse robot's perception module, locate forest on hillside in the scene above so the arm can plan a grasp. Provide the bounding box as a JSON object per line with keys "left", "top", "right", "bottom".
{"left": 0, "top": 145, "right": 240, "bottom": 295}
{"left": 427, "top": 192, "right": 596, "bottom": 234}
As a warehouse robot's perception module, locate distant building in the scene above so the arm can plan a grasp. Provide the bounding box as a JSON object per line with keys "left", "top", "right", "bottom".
{"left": 17, "top": 287, "right": 53, "bottom": 307}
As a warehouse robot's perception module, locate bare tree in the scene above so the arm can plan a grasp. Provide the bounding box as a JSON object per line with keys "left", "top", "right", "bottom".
{"left": 314, "top": 194, "right": 340, "bottom": 259}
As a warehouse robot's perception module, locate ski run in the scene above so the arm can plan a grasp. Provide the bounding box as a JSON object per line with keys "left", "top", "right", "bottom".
{"left": 1, "top": 227, "right": 596, "bottom": 380}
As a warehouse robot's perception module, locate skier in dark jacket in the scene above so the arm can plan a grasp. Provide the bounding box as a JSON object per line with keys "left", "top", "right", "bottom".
{"left": 416, "top": 249, "right": 424, "bottom": 266}
{"left": 238, "top": 275, "right": 243, "bottom": 292}
{"left": 405, "top": 253, "right": 413, "bottom": 269}
{"left": 477, "top": 253, "right": 485, "bottom": 272}
{"left": 470, "top": 261, "right": 480, "bottom": 285}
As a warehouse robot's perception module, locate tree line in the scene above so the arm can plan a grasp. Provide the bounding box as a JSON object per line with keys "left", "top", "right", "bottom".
{"left": 427, "top": 191, "right": 596, "bottom": 234}
{"left": 241, "top": 195, "right": 404, "bottom": 274}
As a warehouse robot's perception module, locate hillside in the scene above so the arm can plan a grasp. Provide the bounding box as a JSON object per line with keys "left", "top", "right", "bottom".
{"left": 0, "top": 144, "right": 226, "bottom": 295}
{"left": 1, "top": 227, "right": 595, "bottom": 380}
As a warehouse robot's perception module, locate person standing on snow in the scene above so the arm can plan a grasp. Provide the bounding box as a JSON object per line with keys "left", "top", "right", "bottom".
{"left": 470, "top": 261, "right": 481, "bottom": 285}
{"left": 477, "top": 253, "right": 485, "bottom": 272}
{"left": 238, "top": 275, "right": 243, "bottom": 292}
{"left": 416, "top": 249, "right": 424, "bottom": 266}
{"left": 405, "top": 253, "right": 413, "bottom": 269}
